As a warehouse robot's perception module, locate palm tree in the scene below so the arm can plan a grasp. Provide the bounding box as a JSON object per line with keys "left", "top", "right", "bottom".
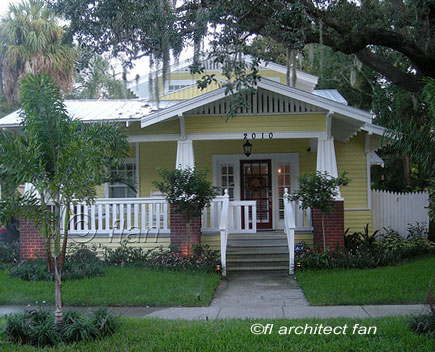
{"left": 0, "top": 74, "right": 130, "bottom": 325}
{"left": 0, "top": 0, "right": 77, "bottom": 105}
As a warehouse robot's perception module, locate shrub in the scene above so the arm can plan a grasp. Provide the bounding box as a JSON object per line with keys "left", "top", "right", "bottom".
{"left": 10, "top": 244, "right": 105, "bottom": 281}
{"left": 407, "top": 222, "right": 429, "bottom": 239}
{"left": 2, "top": 309, "right": 118, "bottom": 347}
{"left": 0, "top": 240, "right": 19, "bottom": 266}
{"left": 103, "top": 240, "right": 148, "bottom": 266}
{"left": 10, "top": 259, "right": 53, "bottom": 281}
{"left": 409, "top": 313, "right": 435, "bottom": 336}
{"left": 146, "top": 245, "right": 220, "bottom": 272}
{"left": 296, "top": 225, "right": 434, "bottom": 271}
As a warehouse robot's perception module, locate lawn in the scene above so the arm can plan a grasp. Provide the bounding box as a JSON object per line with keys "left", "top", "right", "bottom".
{"left": 0, "top": 316, "right": 433, "bottom": 351}
{"left": 0, "top": 267, "right": 221, "bottom": 307}
{"left": 297, "top": 255, "right": 435, "bottom": 305}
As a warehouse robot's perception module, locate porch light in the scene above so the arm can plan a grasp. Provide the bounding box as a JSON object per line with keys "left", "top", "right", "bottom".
{"left": 243, "top": 140, "right": 252, "bottom": 157}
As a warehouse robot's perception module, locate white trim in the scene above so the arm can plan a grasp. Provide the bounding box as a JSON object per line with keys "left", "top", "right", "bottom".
{"left": 344, "top": 208, "right": 371, "bottom": 211}
{"left": 128, "top": 131, "right": 327, "bottom": 143}
{"left": 140, "top": 78, "right": 372, "bottom": 128}
{"left": 135, "top": 142, "right": 140, "bottom": 198}
{"left": 362, "top": 123, "right": 386, "bottom": 136}
{"left": 212, "top": 153, "right": 300, "bottom": 230}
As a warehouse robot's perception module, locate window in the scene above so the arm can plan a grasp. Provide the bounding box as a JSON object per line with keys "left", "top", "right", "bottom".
{"left": 277, "top": 163, "right": 291, "bottom": 220}
{"left": 108, "top": 163, "right": 137, "bottom": 198}
{"left": 221, "top": 164, "right": 235, "bottom": 200}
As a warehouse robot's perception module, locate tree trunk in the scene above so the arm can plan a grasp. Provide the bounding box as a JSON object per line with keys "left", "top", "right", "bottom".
{"left": 53, "top": 256, "right": 63, "bottom": 326}
{"left": 59, "top": 207, "right": 70, "bottom": 272}
{"left": 43, "top": 224, "right": 54, "bottom": 273}
{"left": 321, "top": 213, "right": 326, "bottom": 252}
{"left": 403, "top": 154, "right": 411, "bottom": 187}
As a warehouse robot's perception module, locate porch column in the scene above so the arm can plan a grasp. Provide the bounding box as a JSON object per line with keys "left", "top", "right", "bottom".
{"left": 314, "top": 136, "right": 345, "bottom": 249}
{"left": 172, "top": 139, "right": 201, "bottom": 252}
{"left": 175, "top": 139, "right": 195, "bottom": 169}
{"left": 316, "top": 136, "right": 341, "bottom": 199}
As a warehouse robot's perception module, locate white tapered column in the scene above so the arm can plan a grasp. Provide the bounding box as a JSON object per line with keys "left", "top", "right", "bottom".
{"left": 316, "top": 136, "right": 341, "bottom": 199}
{"left": 176, "top": 140, "right": 195, "bottom": 169}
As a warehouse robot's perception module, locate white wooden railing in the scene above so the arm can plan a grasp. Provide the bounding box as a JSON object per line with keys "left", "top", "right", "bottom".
{"left": 283, "top": 188, "right": 296, "bottom": 275}
{"left": 290, "top": 200, "right": 312, "bottom": 232}
{"left": 202, "top": 198, "right": 257, "bottom": 234}
{"left": 219, "top": 190, "right": 230, "bottom": 277}
{"left": 61, "top": 197, "right": 169, "bottom": 235}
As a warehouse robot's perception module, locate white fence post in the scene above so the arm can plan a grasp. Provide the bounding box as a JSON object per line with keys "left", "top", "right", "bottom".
{"left": 372, "top": 189, "right": 430, "bottom": 237}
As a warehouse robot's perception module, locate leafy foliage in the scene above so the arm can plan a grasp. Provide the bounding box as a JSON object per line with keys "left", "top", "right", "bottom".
{"left": 154, "top": 167, "right": 218, "bottom": 222}
{"left": 296, "top": 226, "right": 434, "bottom": 271}
{"left": 0, "top": 73, "right": 130, "bottom": 324}
{"left": 2, "top": 308, "right": 117, "bottom": 347}
{"left": 0, "top": 0, "right": 77, "bottom": 104}
{"left": 103, "top": 241, "right": 148, "bottom": 267}
{"left": 146, "top": 245, "right": 220, "bottom": 272}
{"left": 289, "top": 171, "right": 349, "bottom": 214}
{"left": 0, "top": 241, "right": 19, "bottom": 266}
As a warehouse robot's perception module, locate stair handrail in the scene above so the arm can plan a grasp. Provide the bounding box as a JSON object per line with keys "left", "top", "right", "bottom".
{"left": 219, "top": 189, "right": 230, "bottom": 277}
{"left": 283, "top": 188, "right": 296, "bottom": 275}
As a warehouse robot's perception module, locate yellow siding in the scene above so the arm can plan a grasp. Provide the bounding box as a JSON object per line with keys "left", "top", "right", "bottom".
{"left": 185, "top": 114, "right": 325, "bottom": 134}
{"left": 138, "top": 141, "right": 177, "bottom": 197}
{"left": 336, "top": 133, "right": 368, "bottom": 209}
{"left": 335, "top": 132, "right": 372, "bottom": 232}
{"left": 344, "top": 210, "right": 372, "bottom": 233}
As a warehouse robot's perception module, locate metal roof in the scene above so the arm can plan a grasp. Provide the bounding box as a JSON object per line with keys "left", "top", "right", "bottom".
{"left": 313, "top": 89, "right": 348, "bottom": 105}
{"left": 0, "top": 99, "right": 181, "bottom": 127}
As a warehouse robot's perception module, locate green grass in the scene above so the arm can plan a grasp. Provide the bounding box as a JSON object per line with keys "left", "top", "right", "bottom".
{"left": 0, "top": 316, "right": 433, "bottom": 351}
{"left": 0, "top": 267, "right": 221, "bottom": 306}
{"left": 297, "top": 255, "right": 435, "bottom": 305}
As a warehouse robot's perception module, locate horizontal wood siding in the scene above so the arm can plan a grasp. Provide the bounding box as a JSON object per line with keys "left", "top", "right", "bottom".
{"left": 344, "top": 210, "right": 372, "bottom": 233}
{"left": 139, "top": 142, "right": 177, "bottom": 197}
{"left": 335, "top": 133, "right": 368, "bottom": 209}
{"left": 128, "top": 120, "right": 180, "bottom": 135}
{"left": 185, "top": 114, "right": 325, "bottom": 134}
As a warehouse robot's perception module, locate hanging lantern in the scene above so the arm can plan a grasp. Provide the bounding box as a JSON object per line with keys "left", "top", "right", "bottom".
{"left": 243, "top": 140, "right": 252, "bottom": 157}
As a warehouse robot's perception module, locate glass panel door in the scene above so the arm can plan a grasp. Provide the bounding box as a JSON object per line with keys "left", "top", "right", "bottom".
{"left": 240, "top": 159, "right": 272, "bottom": 229}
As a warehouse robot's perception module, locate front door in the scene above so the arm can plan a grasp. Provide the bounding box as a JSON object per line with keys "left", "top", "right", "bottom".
{"left": 240, "top": 160, "right": 273, "bottom": 229}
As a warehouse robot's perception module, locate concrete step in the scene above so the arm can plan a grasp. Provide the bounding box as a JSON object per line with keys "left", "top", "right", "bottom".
{"left": 227, "top": 241, "right": 288, "bottom": 248}
{"left": 227, "top": 265, "right": 289, "bottom": 272}
{"left": 227, "top": 249, "right": 289, "bottom": 256}
{"left": 227, "top": 256, "right": 289, "bottom": 263}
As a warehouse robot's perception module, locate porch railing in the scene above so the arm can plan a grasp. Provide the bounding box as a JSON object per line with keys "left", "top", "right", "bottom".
{"left": 61, "top": 197, "right": 169, "bottom": 235}
{"left": 218, "top": 190, "right": 230, "bottom": 277}
{"left": 283, "top": 188, "right": 296, "bottom": 275}
{"left": 202, "top": 198, "right": 257, "bottom": 234}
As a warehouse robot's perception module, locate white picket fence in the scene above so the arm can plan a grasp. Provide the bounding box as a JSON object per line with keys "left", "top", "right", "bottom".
{"left": 372, "top": 190, "right": 430, "bottom": 237}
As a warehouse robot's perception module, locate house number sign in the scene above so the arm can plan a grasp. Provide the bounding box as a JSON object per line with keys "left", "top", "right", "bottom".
{"left": 243, "top": 132, "right": 273, "bottom": 140}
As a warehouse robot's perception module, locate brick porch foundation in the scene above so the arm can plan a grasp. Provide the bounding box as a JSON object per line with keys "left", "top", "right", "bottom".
{"left": 19, "top": 219, "right": 46, "bottom": 260}
{"left": 169, "top": 205, "right": 201, "bottom": 254}
{"left": 312, "top": 200, "right": 344, "bottom": 249}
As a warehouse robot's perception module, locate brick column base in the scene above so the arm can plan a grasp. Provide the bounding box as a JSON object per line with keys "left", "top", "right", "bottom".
{"left": 169, "top": 205, "right": 201, "bottom": 254}
{"left": 312, "top": 200, "right": 344, "bottom": 249}
{"left": 19, "top": 219, "right": 46, "bottom": 260}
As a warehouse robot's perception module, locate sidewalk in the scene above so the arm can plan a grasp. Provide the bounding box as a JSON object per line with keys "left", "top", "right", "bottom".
{"left": 0, "top": 273, "right": 429, "bottom": 320}
{"left": 0, "top": 303, "right": 428, "bottom": 320}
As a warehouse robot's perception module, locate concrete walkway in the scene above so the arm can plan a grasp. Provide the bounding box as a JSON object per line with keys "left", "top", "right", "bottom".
{"left": 0, "top": 273, "right": 429, "bottom": 320}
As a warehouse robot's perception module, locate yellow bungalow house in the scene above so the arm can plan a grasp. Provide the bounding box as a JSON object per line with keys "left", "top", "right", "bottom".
{"left": 0, "top": 59, "right": 385, "bottom": 275}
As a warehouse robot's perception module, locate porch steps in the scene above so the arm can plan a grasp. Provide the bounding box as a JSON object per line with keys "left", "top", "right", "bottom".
{"left": 226, "top": 233, "right": 290, "bottom": 273}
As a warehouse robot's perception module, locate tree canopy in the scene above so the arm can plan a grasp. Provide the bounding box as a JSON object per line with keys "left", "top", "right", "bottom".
{"left": 0, "top": 0, "right": 77, "bottom": 105}
{"left": 52, "top": 0, "right": 434, "bottom": 94}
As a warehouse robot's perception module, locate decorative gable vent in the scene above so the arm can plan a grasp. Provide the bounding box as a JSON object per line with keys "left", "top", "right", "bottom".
{"left": 186, "top": 88, "right": 325, "bottom": 115}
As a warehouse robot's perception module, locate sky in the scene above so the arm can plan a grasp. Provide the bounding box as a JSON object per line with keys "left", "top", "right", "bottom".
{"left": 0, "top": 0, "right": 194, "bottom": 80}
